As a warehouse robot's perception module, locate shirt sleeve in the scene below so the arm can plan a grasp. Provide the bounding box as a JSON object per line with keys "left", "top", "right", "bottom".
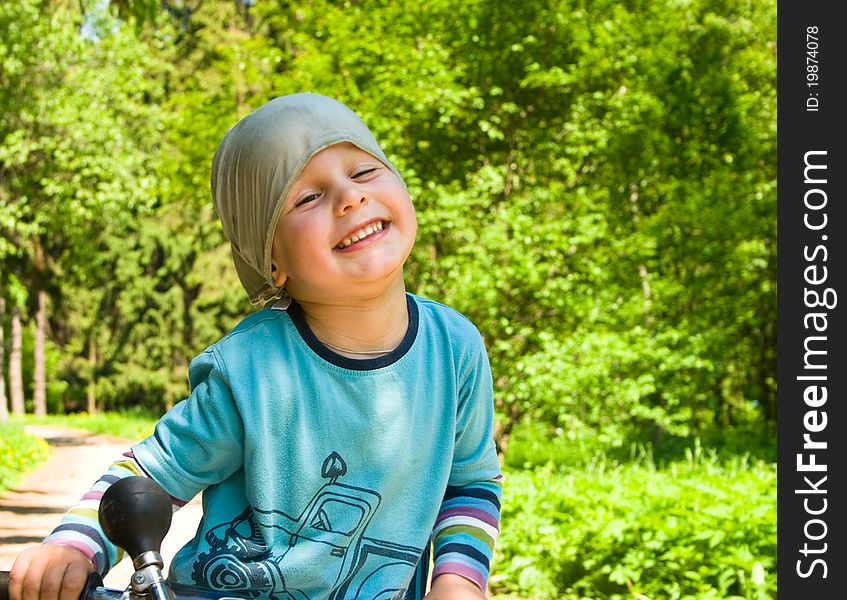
{"left": 130, "top": 348, "right": 246, "bottom": 501}
{"left": 434, "top": 329, "right": 503, "bottom": 590}
{"left": 431, "top": 477, "right": 503, "bottom": 591}
{"left": 448, "top": 333, "right": 501, "bottom": 486}
{"left": 42, "top": 451, "right": 185, "bottom": 576}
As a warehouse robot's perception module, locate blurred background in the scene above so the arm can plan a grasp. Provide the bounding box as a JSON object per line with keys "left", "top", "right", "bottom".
{"left": 1, "top": 1, "right": 776, "bottom": 598}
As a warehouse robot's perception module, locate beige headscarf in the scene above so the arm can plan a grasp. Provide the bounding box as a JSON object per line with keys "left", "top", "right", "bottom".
{"left": 211, "top": 93, "right": 404, "bottom": 305}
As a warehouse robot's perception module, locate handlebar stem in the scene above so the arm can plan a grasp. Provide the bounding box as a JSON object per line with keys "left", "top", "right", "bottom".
{"left": 128, "top": 561, "right": 176, "bottom": 600}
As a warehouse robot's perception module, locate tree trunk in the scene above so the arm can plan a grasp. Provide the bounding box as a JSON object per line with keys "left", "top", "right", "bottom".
{"left": 492, "top": 399, "right": 520, "bottom": 461}
{"left": 9, "top": 307, "right": 25, "bottom": 415}
{"left": 0, "top": 297, "right": 8, "bottom": 423}
{"left": 87, "top": 336, "right": 97, "bottom": 415}
{"left": 33, "top": 289, "right": 47, "bottom": 416}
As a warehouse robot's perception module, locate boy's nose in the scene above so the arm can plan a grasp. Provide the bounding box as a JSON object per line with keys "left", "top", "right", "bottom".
{"left": 334, "top": 186, "right": 369, "bottom": 215}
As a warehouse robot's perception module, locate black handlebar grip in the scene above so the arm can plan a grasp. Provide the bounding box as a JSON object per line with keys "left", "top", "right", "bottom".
{"left": 1, "top": 570, "right": 9, "bottom": 600}
{"left": 99, "top": 476, "right": 173, "bottom": 560}
{"left": 81, "top": 572, "right": 104, "bottom": 599}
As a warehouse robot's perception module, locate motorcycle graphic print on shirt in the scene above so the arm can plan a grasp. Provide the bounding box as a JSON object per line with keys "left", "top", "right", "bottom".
{"left": 191, "top": 452, "right": 424, "bottom": 600}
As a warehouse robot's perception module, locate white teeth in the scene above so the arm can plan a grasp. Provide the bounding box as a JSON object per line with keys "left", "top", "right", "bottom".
{"left": 337, "top": 221, "right": 384, "bottom": 248}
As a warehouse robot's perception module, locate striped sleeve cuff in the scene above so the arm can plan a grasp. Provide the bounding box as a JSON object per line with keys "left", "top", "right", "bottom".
{"left": 42, "top": 451, "right": 182, "bottom": 575}
{"left": 431, "top": 475, "right": 503, "bottom": 592}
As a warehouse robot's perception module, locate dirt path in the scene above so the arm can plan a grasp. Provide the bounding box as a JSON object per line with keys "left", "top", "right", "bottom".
{"left": 0, "top": 426, "right": 202, "bottom": 589}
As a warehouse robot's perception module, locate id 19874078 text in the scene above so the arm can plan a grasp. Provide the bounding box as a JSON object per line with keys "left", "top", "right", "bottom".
{"left": 805, "top": 26, "right": 820, "bottom": 112}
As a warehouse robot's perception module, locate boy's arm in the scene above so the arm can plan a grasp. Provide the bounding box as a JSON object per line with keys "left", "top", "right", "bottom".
{"left": 40, "top": 348, "right": 242, "bottom": 575}
{"left": 8, "top": 452, "right": 185, "bottom": 600}
{"left": 430, "top": 477, "right": 503, "bottom": 595}
{"left": 41, "top": 451, "right": 184, "bottom": 576}
{"left": 430, "top": 329, "right": 503, "bottom": 596}
{"left": 10, "top": 351, "right": 239, "bottom": 600}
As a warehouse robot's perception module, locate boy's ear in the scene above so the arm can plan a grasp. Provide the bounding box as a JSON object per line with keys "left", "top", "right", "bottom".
{"left": 271, "top": 262, "right": 287, "bottom": 288}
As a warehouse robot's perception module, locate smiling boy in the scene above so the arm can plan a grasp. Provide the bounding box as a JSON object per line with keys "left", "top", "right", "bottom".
{"left": 9, "top": 93, "right": 502, "bottom": 600}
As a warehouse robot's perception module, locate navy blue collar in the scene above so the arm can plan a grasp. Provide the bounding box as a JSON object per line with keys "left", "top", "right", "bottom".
{"left": 280, "top": 294, "right": 418, "bottom": 371}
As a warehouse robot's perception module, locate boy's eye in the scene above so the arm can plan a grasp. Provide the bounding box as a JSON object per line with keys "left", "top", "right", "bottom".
{"left": 352, "top": 167, "right": 378, "bottom": 179}
{"left": 296, "top": 193, "right": 320, "bottom": 207}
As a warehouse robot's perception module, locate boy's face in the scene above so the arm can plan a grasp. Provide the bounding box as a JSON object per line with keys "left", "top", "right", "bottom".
{"left": 270, "top": 142, "right": 416, "bottom": 302}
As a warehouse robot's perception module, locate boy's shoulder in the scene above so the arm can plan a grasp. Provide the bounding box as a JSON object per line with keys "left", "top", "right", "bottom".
{"left": 187, "top": 308, "right": 287, "bottom": 386}
{"left": 413, "top": 293, "right": 471, "bottom": 321}
{"left": 411, "top": 293, "right": 484, "bottom": 343}
{"left": 203, "top": 306, "right": 287, "bottom": 355}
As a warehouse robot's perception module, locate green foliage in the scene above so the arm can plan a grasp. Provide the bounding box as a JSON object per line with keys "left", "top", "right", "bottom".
{"left": 505, "top": 419, "right": 776, "bottom": 473}
{"left": 23, "top": 409, "right": 161, "bottom": 442}
{"left": 493, "top": 452, "right": 776, "bottom": 599}
{"left": 393, "top": 0, "right": 777, "bottom": 447}
{"left": 0, "top": 421, "right": 51, "bottom": 493}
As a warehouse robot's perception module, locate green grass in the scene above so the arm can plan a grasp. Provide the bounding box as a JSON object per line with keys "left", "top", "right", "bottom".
{"left": 492, "top": 447, "right": 776, "bottom": 600}
{"left": 22, "top": 408, "right": 161, "bottom": 442}
{"left": 494, "top": 422, "right": 776, "bottom": 599}
{"left": 0, "top": 421, "right": 51, "bottom": 493}
{"left": 1, "top": 409, "right": 160, "bottom": 494}
{"left": 504, "top": 420, "right": 776, "bottom": 472}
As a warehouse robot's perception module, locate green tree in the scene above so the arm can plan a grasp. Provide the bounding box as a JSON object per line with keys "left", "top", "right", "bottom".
{"left": 251, "top": 0, "right": 775, "bottom": 453}
{"left": 2, "top": 0, "right": 170, "bottom": 411}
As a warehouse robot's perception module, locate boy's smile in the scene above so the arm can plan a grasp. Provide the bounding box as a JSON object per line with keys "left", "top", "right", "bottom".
{"left": 335, "top": 218, "right": 386, "bottom": 250}
{"left": 270, "top": 142, "right": 416, "bottom": 302}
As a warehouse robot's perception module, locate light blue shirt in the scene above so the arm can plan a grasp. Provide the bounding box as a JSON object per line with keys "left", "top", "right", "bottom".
{"left": 132, "top": 294, "right": 500, "bottom": 600}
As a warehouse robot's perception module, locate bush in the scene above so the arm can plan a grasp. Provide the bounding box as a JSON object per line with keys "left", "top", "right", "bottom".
{"left": 492, "top": 448, "right": 775, "bottom": 599}
{"left": 0, "top": 421, "right": 51, "bottom": 493}
{"left": 504, "top": 420, "right": 777, "bottom": 471}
